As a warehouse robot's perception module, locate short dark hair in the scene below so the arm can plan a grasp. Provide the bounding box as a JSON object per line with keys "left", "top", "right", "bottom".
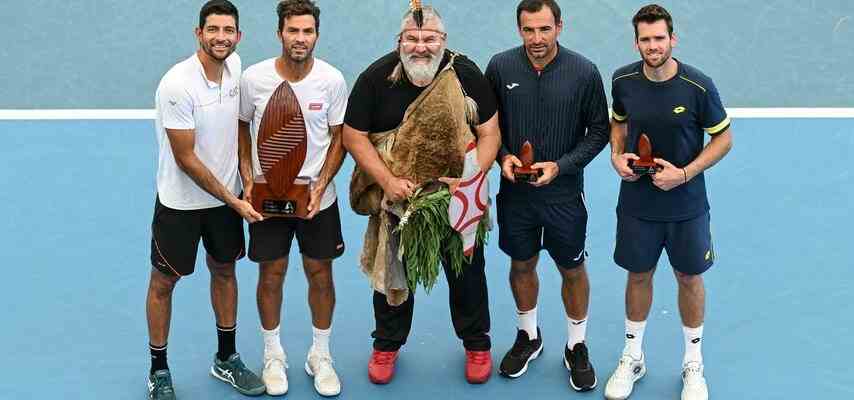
{"left": 277, "top": 0, "right": 321, "bottom": 32}
{"left": 516, "top": 0, "right": 561, "bottom": 27}
{"left": 199, "top": 0, "right": 239, "bottom": 30}
{"left": 632, "top": 4, "right": 673, "bottom": 39}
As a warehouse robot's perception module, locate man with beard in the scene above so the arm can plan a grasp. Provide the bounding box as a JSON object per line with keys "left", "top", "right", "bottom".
{"left": 343, "top": 5, "right": 501, "bottom": 385}
{"left": 146, "top": 1, "right": 265, "bottom": 399}
{"left": 603, "top": 5, "right": 732, "bottom": 400}
{"left": 484, "top": 0, "right": 609, "bottom": 391}
{"left": 238, "top": 0, "right": 347, "bottom": 396}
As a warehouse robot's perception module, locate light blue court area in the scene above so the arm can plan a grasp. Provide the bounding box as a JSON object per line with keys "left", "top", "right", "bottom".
{"left": 0, "top": 118, "right": 852, "bottom": 399}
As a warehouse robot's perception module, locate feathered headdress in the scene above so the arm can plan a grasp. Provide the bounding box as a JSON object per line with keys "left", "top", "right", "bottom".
{"left": 410, "top": 0, "right": 424, "bottom": 29}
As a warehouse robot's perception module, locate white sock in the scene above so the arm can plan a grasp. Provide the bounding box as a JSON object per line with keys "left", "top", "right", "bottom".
{"left": 261, "top": 325, "right": 284, "bottom": 358}
{"left": 567, "top": 315, "right": 588, "bottom": 350}
{"left": 312, "top": 325, "right": 332, "bottom": 355}
{"left": 517, "top": 307, "right": 538, "bottom": 340}
{"left": 683, "top": 325, "right": 704, "bottom": 366}
{"left": 623, "top": 319, "right": 647, "bottom": 360}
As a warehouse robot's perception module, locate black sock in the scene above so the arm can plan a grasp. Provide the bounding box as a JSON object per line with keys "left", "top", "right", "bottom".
{"left": 217, "top": 324, "right": 237, "bottom": 361}
{"left": 150, "top": 343, "right": 168, "bottom": 374}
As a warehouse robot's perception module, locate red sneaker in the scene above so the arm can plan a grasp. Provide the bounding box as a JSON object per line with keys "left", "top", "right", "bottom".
{"left": 368, "top": 350, "right": 399, "bottom": 384}
{"left": 465, "top": 350, "right": 492, "bottom": 384}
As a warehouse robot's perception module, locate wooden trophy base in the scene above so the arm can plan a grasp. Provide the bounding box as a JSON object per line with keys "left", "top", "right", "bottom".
{"left": 630, "top": 160, "right": 658, "bottom": 175}
{"left": 251, "top": 178, "right": 311, "bottom": 219}
{"left": 513, "top": 166, "right": 542, "bottom": 183}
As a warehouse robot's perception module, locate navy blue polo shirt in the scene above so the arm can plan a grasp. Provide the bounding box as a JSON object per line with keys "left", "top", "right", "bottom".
{"left": 485, "top": 45, "right": 610, "bottom": 203}
{"left": 612, "top": 60, "right": 730, "bottom": 221}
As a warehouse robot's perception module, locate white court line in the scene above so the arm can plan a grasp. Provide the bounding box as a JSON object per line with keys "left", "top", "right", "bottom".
{"left": 0, "top": 109, "right": 155, "bottom": 120}
{"left": 0, "top": 108, "right": 853, "bottom": 120}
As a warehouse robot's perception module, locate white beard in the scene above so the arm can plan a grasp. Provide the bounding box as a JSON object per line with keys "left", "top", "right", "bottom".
{"left": 401, "top": 46, "right": 445, "bottom": 86}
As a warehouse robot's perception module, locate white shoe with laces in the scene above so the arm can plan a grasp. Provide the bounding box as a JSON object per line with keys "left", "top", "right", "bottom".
{"left": 305, "top": 345, "right": 341, "bottom": 397}
{"left": 262, "top": 350, "right": 288, "bottom": 396}
{"left": 604, "top": 352, "right": 646, "bottom": 400}
{"left": 681, "top": 361, "right": 708, "bottom": 400}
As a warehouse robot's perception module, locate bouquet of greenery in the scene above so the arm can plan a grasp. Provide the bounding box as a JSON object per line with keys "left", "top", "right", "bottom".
{"left": 395, "top": 183, "right": 488, "bottom": 293}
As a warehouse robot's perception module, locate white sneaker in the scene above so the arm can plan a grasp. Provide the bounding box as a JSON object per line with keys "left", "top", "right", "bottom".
{"left": 604, "top": 353, "right": 646, "bottom": 400}
{"left": 305, "top": 346, "right": 341, "bottom": 397}
{"left": 681, "top": 361, "right": 708, "bottom": 400}
{"left": 262, "top": 350, "right": 288, "bottom": 396}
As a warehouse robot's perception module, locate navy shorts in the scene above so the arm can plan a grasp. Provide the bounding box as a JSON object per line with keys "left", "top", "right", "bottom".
{"left": 497, "top": 193, "right": 588, "bottom": 269}
{"left": 614, "top": 212, "right": 715, "bottom": 275}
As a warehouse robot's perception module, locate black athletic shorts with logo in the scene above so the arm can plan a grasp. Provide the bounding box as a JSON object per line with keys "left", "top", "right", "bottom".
{"left": 497, "top": 193, "right": 588, "bottom": 269}
{"left": 150, "top": 197, "right": 246, "bottom": 277}
{"left": 249, "top": 201, "right": 345, "bottom": 262}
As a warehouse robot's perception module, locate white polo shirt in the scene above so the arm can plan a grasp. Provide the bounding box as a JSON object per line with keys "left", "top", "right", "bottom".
{"left": 154, "top": 52, "right": 242, "bottom": 210}
{"left": 239, "top": 57, "right": 347, "bottom": 211}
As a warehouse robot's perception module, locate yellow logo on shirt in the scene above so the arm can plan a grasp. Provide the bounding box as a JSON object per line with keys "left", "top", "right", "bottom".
{"left": 674, "top": 106, "right": 686, "bottom": 114}
{"left": 705, "top": 250, "right": 712, "bottom": 261}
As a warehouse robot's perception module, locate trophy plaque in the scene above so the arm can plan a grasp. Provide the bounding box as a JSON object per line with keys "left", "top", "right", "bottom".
{"left": 512, "top": 141, "right": 542, "bottom": 183}
{"left": 629, "top": 133, "right": 658, "bottom": 175}
{"left": 251, "top": 81, "right": 311, "bottom": 218}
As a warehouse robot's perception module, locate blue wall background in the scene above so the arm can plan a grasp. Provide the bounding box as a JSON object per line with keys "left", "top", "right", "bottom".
{"left": 2, "top": 0, "right": 852, "bottom": 108}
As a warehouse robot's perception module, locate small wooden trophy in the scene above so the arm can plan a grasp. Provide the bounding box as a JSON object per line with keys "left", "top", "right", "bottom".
{"left": 512, "top": 141, "right": 541, "bottom": 183}
{"left": 629, "top": 133, "right": 658, "bottom": 175}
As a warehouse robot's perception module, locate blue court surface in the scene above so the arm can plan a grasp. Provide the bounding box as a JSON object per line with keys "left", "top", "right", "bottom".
{"left": 1, "top": 118, "right": 852, "bottom": 399}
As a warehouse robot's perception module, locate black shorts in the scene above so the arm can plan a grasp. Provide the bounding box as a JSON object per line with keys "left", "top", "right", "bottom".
{"left": 613, "top": 212, "right": 715, "bottom": 275}
{"left": 150, "top": 197, "right": 246, "bottom": 277}
{"left": 248, "top": 201, "right": 345, "bottom": 262}
{"left": 497, "top": 193, "right": 588, "bottom": 269}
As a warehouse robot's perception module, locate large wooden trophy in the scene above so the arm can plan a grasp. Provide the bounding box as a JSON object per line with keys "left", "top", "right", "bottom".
{"left": 512, "top": 141, "right": 542, "bottom": 183}
{"left": 629, "top": 133, "right": 658, "bottom": 175}
{"left": 251, "top": 81, "right": 311, "bottom": 218}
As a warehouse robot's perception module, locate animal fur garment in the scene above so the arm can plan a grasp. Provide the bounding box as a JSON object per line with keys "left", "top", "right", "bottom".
{"left": 350, "top": 52, "right": 478, "bottom": 305}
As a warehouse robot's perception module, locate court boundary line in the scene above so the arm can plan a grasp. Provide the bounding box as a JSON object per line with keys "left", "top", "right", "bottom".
{"left": 1, "top": 108, "right": 854, "bottom": 120}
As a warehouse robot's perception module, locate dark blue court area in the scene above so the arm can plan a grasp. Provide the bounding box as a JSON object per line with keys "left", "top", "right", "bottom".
{"left": 1, "top": 118, "right": 852, "bottom": 399}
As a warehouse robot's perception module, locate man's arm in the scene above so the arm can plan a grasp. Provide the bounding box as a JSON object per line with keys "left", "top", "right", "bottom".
{"left": 167, "top": 128, "right": 262, "bottom": 222}
{"left": 609, "top": 119, "right": 640, "bottom": 181}
{"left": 237, "top": 120, "right": 254, "bottom": 203}
{"left": 306, "top": 124, "right": 347, "bottom": 218}
{"left": 483, "top": 60, "right": 513, "bottom": 164}
{"left": 552, "top": 69, "right": 610, "bottom": 177}
{"left": 473, "top": 111, "right": 501, "bottom": 172}
{"left": 685, "top": 129, "right": 733, "bottom": 179}
{"left": 652, "top": 129, "right": 733, "bottom": 191}
{"left": 342, "top": 124, "right": 414, "bottom": 202}
{"left": 531, "top": 69, "right": 609, "bottom": 187}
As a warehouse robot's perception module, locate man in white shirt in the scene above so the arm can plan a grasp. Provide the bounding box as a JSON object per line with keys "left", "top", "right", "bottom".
{"left": 238, "top": 0, "right": 347, "bottom": 396}
{"left": 146, "top": 1, "right": 264, "bottom": 399}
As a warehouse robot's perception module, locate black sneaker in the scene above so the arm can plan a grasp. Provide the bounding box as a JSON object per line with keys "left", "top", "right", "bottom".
{"left": 564, "top": 342, "right": 597, "bottom": 391}
{"left": 499, "top": 328, "right": 543, "bottom": 378}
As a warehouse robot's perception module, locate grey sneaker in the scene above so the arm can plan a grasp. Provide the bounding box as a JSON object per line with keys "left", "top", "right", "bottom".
{"left": 148, "top": 369, "right": 176, "bottom": 400}
{"left": 210, "top": 353, "right": 266, "bottom": 396}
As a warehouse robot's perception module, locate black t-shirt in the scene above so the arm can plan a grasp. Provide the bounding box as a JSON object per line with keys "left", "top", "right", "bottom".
{"left": 344, "top": 50, "right": 497, "bottom": 133}
{"left": 612, "top": 60, "right": 730, "bottom": 221}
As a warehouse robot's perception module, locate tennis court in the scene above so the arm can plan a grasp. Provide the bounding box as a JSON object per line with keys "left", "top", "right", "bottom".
{"left": 2, "top": 0, "right": 853, "bottom": 398}
{"left": 1, "top": 117, "right": 852, "bottom": 399}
